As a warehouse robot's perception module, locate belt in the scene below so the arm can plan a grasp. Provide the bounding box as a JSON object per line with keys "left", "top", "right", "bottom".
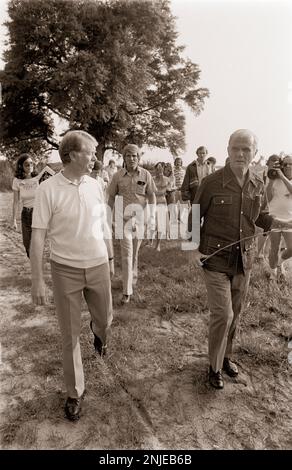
{"left": 22, "top": 207, "right": 33, "bottom": 212}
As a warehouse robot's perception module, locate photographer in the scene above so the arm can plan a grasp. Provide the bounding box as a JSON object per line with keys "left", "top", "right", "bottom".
{"left": 266, "top": 154, "right": 292, "bottom": 279}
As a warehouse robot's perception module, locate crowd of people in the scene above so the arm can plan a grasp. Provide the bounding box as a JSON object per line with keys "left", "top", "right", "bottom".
{"left": 10, "top": 129, "right": 292, "bottom": 420}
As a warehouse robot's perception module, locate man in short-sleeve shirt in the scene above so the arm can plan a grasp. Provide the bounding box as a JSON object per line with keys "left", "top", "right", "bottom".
{"left": 108, "top": 144, "right": 156, "bottom": 304}
{"left": 30, "top": 130, "right": 114, "bottom": 421}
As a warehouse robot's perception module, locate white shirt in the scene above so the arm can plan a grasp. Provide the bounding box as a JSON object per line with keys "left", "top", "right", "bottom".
{"left": 32, "top": 172, "right": 109, "bottom": 268}
{"left": 196, "top": 162, "right": 212, "bottom": 185}
{"left": 268, "top": 178, "right": 292, "bottom": 224}
{"left": 12, "top": 177, "right": 39, "bottom": 208}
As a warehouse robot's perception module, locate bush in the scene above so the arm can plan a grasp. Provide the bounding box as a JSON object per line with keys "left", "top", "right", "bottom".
{"left": 0, "top": 159, "right": 14, "bottom": 191}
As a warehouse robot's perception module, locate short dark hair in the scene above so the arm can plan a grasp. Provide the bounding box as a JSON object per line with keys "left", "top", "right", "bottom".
{"left": 154, "top": 161, "right": 165, "bottom": 169}
{"left": 267, "top": 154, "right": 279, "bottom": 166}
{"left": 93, "top": 160, "right": 103, "bottom": 171}
{"left": 206, "top": 157, "right": 216, "bottom": 165}
{"left": 196, "top": 146, "right": 208, "bottom": 155}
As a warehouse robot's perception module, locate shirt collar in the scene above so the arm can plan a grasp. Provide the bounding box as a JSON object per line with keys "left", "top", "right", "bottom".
{"left": 196, "top": 159, "right": 207, "bottom": 166}
{"left": 58, "top": 171, "right": 89, "bottom": 186}
{"left": 222, "top": 163, "right": 258, "bottom": 188}
{"left": 191, "top": 159, "right": 207, "bottom": 167}
{"left": 121, "top": 166, "right": 141, "bottom": 177}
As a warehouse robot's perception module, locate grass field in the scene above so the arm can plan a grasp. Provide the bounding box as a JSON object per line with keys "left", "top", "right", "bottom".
{"left": 0, "top": 191, "right": 291, "bottom": 449}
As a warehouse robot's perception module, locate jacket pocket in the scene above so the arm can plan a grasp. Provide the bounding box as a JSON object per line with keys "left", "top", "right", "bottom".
{"left": 242, "top": 195, "right": 262, "bottom": 220}
{"left": 210, "top": 194, "right": 233, "bottom": 220}
{"left": 205, "top": 235, "right": 232, "bottom": 256}
{"left": 213, "top": 195, "right": 233, "bottom": 205}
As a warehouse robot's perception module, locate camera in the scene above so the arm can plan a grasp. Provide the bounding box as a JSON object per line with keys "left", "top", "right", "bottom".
{"left": 267, "top": 156, "right": 283, "bottom": 179}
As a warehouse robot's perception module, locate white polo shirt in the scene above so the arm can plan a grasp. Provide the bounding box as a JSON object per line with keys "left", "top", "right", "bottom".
{"left": 32, "top": 172, "right": 109, "bottom": 268}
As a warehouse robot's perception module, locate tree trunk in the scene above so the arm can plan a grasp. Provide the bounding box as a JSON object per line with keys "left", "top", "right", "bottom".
{"left": 96, "top": 143, "right": 106, "bottom": 162}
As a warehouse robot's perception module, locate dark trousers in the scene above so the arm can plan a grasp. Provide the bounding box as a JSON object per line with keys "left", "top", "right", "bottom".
{"left": 21, "top": 207, "right": 33, "bottom": 257}
{"left": 203, "top": 269, "right": 251, "bottom": 372}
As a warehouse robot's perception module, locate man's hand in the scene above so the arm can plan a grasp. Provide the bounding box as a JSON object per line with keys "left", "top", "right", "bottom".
{"left": 109, "top": 259, "right": 115, "bottom": 279}
{"left": 193, "top": 248, "right": 208, "bottom": 268}
{"left": 11, "top": 219, "right": 17, "bottom": 230}
{"left": 31, "top": 279, "right": 46, "bottom": 306}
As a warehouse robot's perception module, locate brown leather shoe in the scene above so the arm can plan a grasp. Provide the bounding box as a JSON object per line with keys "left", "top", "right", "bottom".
{"left": 64, "top": 390, "right": 86, "bottom": 421}
{"left": 209, "top": 366, "right": 224, "bottom": 389}
{"left": 222, "top": 357, "right": 238, "bottom": 377}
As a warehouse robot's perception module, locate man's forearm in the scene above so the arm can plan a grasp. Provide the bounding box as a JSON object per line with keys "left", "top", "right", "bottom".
{"left": 279, "top": 174, "right": 292, "bottom": 194}
{"left": 30, "top": 229, "right": 46, "bottom": 282}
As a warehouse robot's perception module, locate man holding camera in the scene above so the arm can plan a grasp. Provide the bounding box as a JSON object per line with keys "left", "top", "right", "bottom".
{"left": 193, "top": 130, "right": 292, "bottom": 389}
{"left": 266, "top": 154, "right": 292, "bottom": 279}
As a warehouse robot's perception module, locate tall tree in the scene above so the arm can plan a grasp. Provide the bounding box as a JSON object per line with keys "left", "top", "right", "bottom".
{"left": 0, "top": 0, "right": 209, "bottom": 161}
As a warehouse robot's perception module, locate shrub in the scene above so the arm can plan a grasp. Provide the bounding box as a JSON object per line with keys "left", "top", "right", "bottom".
{"left": 0, "top": 159, "right": 14, "bottom": 191}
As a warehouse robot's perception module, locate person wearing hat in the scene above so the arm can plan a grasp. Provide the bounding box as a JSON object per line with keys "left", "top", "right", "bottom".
{"left": 108, "top": 144, "right": 156, "bottom": 304}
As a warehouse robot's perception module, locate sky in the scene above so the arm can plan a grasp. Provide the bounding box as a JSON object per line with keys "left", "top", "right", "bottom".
{"left": 0, "top": 0, "right": 292, "bottom": 166}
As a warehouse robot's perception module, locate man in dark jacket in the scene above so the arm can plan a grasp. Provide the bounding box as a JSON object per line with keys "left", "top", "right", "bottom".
{"left": 193, "top": 129, "right": 292, "bottom": 389}
{"left": 181, "top": 146, "right": 211, "bottom": 203}
{"left": 181, "top": 146, "right": 212, "bottom": 235}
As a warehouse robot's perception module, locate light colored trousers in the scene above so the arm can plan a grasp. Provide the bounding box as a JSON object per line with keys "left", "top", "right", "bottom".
{"left": 203, "top": 269, "right": 251, "bottom": 373}
{"left": 120, "top": 234, "right": 142, "bottom": 296}
{"left": 51, "top": 261, "right": 113, "bottom": 399}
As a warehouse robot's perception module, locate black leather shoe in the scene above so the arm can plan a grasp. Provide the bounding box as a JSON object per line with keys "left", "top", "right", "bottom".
{"left": 223, "top": 357, "right": 238, "bottom": 377}
{"left": 64, "top": 390, "right": 86, "bottom": 421}
{"left": 90, "top": 321, "right": 107, "bottom": 357}
{"left": 209, "top": 366, "right": 224, "bottom": 389}
{"left": 121, "top": 294, "right": 131, "bottom": 305}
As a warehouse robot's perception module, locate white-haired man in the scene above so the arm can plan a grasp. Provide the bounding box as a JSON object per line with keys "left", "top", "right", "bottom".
{"left": 193, "top": 129, "right": 292, "bottom": 389}
{"left": 108, "top": 144, "right": 156, "bottom": 304}
{"left": 30, "top": 130, "right": 114, "bottom": 421}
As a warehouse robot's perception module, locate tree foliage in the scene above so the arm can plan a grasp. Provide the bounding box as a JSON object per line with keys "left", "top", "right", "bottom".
{"left": 0, "top": 0, "right": 209, "bottom": 160}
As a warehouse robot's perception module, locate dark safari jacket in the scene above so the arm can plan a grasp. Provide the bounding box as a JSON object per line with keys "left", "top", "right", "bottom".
{"left": 194, "top": 164, "right": 273, "bottom": 275}
{"left": 181, "top": 161, "right": 199, "bottom": 202}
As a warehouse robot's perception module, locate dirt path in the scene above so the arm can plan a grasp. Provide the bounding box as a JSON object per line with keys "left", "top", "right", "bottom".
{"left": 0, "top": 192, "right": 291, "bottom": 450}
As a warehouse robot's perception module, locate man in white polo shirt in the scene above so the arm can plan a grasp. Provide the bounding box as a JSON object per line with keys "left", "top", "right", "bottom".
{"left": 30, "top": 130, "right": 114, "bottom": 421}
